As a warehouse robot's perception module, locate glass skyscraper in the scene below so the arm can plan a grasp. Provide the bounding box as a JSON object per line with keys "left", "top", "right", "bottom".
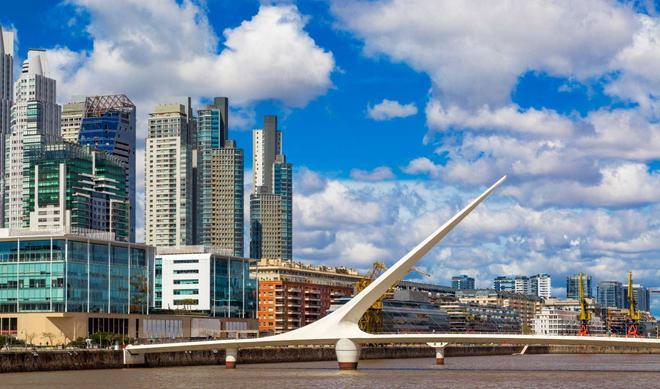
{"left": 597, "top": 280, "right": 624, "bottom": 308}
{"left": 0, "top": 234, "right": 153, "bottom": 314}
{"left": 566, "top": 273, "right": 593, "bottom": 300}
{"left": 452, "top": 275, "right": 475, "bottom": 290}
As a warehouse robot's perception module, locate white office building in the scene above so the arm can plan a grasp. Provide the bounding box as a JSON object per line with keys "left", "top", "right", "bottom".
{"left": 145, "top": 103, "right": 194, "bottom": 247}
{"left": 4, "top": 49, "right": 61, "bottom": 229}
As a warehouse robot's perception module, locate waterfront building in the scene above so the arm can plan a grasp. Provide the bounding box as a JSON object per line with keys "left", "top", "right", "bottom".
{"left": 381, "top": 289, "right": 451, "bottom": 333}
{"left": 623, "top": 283, "right": 650, "bottom": 312}
{"left": 153, "top": 245, "right": 256, "bottom": 319}
{"left": 251, "top": 258, "right": 361, "bottom": 334}
{"left": 456, "top": 289, "right": 542, "bottom": 331}
{"left": 145, "top": 103, "right": 194, "bottom": 247}
{"left": 209, "top": 140, "right": 244, "bottom": 256}
{"left": 451, "top": 274, "right": 475, "bottom": 290}
{"left": 533, "top": 307, "right": 605, "bottom": 336}
{"left": 514, "top": 276, "right": 531, "bottom": 295}
{"left": 77, "top": 94, "right": 136, "bottom": 241}
{"left": 530, "top": 273, "right": 551, "bottom": 298}
{"left": 250, "top": 115, "right": 293, "bottom": 260}
{"left": 395, "top": 280, "right": 456, "bottom": 300}
{"left": 597, "top": 281, "right": 624, "bottom": 308}
{"left": 493, "top": 276, "right": 515, "bottom": 292}
{"left": 439, "top": 300, "right": 521, "bottom": 333}
{"left": 24, "top": 142, "right": 129, "bottom": 241}
{"left": 566, "top": 273, "right": 593, "bottom": 300}
{"left": 60, "top": 99, "right": 86, "bottom": 143}
{"left": 0, "top": 28, "right": 14, "bottom": 226}
{"left": 5, "top": 50, "right": 61, "bottom": 230}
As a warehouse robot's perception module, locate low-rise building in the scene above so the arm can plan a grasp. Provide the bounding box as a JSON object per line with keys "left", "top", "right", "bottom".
{"left": 456, "top": 289, "right": 543, "bottom": 331}
{"left": 251, "top": 258, "right": 361, "bottom": 334}
{"left": 381, "top": 289, "right": 451, "bottom": 333}
{"left": 533, "top": 307, "right": 603, "bottom": 336}
{"left": 154, "top": 246, "right": 256, "bottom": 319}
{"left": 439, "top": 300, "right": 521, "bottom": 333}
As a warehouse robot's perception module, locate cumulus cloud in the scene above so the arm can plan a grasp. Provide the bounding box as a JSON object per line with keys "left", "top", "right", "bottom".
{"left": 350, "top": 166, "right": 395, "bottom": 181}
{"left": 367, "top": 99, "right": 417, "bottom": 120}
{"left": 402, "top": 157, "right": 442, "bottom": 178}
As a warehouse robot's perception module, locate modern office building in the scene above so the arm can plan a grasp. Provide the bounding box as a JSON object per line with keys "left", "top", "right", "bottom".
{"left": 60, "top": 98, "right": 86, "bottom": 143}
{"left": 145, "top": 103, "right": 194, "bottom": 247}
{"left": 153, "top": 246, "right": 256, "bottom": 319}
{"left": 451, "top": 275, "right": 475, "bottom": 290}
{"left": 0, "top": 230, "right": 153, "bottom": 315}
{"left": 0, "top": 28, "right": 14, "bottom": 227}
{"left": 381, "top": 289, "right": 451, "bottom": 333}
{"left": 623, "top": 283, "right": 650, "bottom": 312}
{"left": 196, "top": 97, "right": 228, "bottom": 246}
{"left": 597, "top": 281, "right": 624, "bottom": 308}
{"left": 530, "top": 273, "right": 551, "bottom": 298}
{"left": 251, "top": 258, "right": 361, "bottom": 334}
{"left": 23, "top": 142, "right": 129, "bottom": 241}
{"left": 250, "top": 115, "right": 293, "bottom": 260}
{"left": 5, "top": 49, "right": 61, "bottom": 231}
{"left": 77, "top": 94, "right": 136, "bottom": 241}
{"left": 566, "top": 273, "right": 593, "bottom": 300}
{"left": 209, "top": 140, "right": 244, "bottom": 256}
{"left": 493, "top": 276, "right": 515, "bottom": 292}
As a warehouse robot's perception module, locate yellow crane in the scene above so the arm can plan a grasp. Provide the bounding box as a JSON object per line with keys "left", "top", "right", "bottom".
{"left": 626, "top": 271, "right": 641, "bottom": 337}
{"left": 577, "top": 272, "right": 591, "bottom": 336}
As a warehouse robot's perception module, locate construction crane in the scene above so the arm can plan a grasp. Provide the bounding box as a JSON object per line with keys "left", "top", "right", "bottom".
{"left": 354, "top": 263, "right": 432, "bottom": 333}
{"left": 577, "top": 272, "right": 591, "bottom": 336}
{"left": 627, "top": 271, "right": 642, "bottom": 337}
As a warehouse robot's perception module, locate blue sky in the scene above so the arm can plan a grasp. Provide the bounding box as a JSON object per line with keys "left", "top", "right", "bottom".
{"left": 2, "top": 0, "right": 659, "bottom": 315}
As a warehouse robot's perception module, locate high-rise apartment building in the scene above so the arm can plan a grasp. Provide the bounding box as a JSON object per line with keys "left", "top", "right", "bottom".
{"left": 250, "top": 115, "right": 292, "bottom": 260}
{"left": 530, "top": 273, "right": 551, "bottom": 298}
{"left": 624, "top": 284, "right": 651, "bottom": 313}
{"left": 514, "top": 276, "right": 531, "bottom": 295}
{"left": 451, "top": 275, "right": 475, "bottom": 290}
{"left": 0, "top": 28, "right": 13, "bottom": 227}
{"left": 77, "top": 94, "right": 136, "bottom": 241}
{"left": 210, "top": 140, "right": 244, "bottom": 256}
{"left": 566, "top": 273, "right": 592, "bottom": 300}
{"left": 493, "top": 276, "right": 515, "bottom": 292}
{"left": 145, "top": 103, "right": 194, "bottom": 247}
{"left": 597, "top": 281, "right": 624, "bottom": 308}
{"left": 60, "top": 98, "right": 86, "bottom": 143}
{"left": 24, "top": 142, "right": 129, "bottom": 241}
{"left": 5, "top": 50, "right": 61, "bottom": 230}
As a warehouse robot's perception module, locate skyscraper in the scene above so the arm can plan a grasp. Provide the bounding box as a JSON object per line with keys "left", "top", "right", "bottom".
{"left": 145, "top": 103, "right": 194, "bottom": 247}
{"left": 250, "top": 115, "right": 293, "bottom": 260}
{"left": 493, "top": 276, "right": 515, "bottom": 292}
{"left": 566, "top": 273, "right": 592, "bottom": 300}
{"left": 194, "top": 97, "right": 244, "bottom": 254}
{"left": 5, "top": 49, "right": 61, "bottom": 229}
{"left": 209, "top": 140, "right": 244, "bottom": 256}
{"left": 77, "top": 94, "right": 136, "bottom": 241}
{"left": 24, "top": 142, "right": 129, "bottom": 240}
{"left": 451, "top": 275, "right": 475, "bottom": 290}
{"left": 0, "top": 28, "right": 13, "bottom": 227}
{"left": 514, "top": 275, "right": 531, "bottom": 295}
{"left": 624, "top": 284, "right": 651, "bottom": 313}
{"left": 60, "top": 98, "right": 86, "bottom": 143}
{"left": 597, "top": 281, "right": 624, "bottom": 308}
{"left": 530, "top": 273, "right": 551, "bottom": 298}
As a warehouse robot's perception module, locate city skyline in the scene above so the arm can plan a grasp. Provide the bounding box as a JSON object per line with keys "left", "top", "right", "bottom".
{"left": 1, "top": 1, "right": 659, "bottom": 316}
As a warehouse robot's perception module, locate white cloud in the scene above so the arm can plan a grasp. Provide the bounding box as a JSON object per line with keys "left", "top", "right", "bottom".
{"left": 350, "top": 166, "right": 395, "bottom": 181}
{"left": 367, "top": 99, "right": 417, "bottom": 120}
{"left": 402, "top": 157, "right": 441, "bottom": 178}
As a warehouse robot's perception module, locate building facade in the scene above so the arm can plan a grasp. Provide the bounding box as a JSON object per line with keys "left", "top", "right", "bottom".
{"left": 493, "top": 276, "right": 515, "bottom": 292}
{"left": 5, "top": 50, "right": 61, "bottom": 231}
{"left": 24, "top": 142, "right": 129, "bottom": 241}
{"left": 60, "top": 99, "right": 85, "bottom": 143}
{"left": 251, "top": 258, "right": 361, "bottom": 334}
{"left": 250, "top": 115, "right": 293, "bottom": 260}
{"left": 624, "top": 284, "right": 651, "bottom": 312}
{"left": 514, "top": 276, "right": 531, "bottom": 295}
{"left": 597, "top": 281, "right": 624, "bottom": 308}
{"left": 77, "top": 95, "right": 136, "bottom": 241}
{"left": 439, "top": 300, "right": 521, "bottom": 334}
{"left": 530, "top": 273, "right": 551, "bottom": 298}
{"left": 0, "top": 28, "right": 13, "bottom": 227}
{"left": 145, "top": 103, "right": 193, "bottom": 247}
{"left": 209, "top": 140, "right": 243, "bottom": 256}
{"left": 456, "top": 289, "right": 542, "bottom": 331}
{"left": 0, "top": 231, "right": 153, "bottom": 315}
{"left": 451, "top": 275, "right": 475, "bottom": 290}
{"left": 566, "top": 273, "right": 593, "bottom": 300}
{"left": 154, "top": 246, "right": 256, "bottom": 319}
{"left": 533, "top": 307, "right": 605, "bottom": 336}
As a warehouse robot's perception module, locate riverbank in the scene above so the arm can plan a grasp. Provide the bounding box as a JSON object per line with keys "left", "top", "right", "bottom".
{"left": 0, "top": 344, "right": 657, "bottom": 373}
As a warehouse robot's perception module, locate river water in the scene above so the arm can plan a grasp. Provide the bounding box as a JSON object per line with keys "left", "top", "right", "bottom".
{"left": 2, "top": 354, "right": 659, "bottom": 388}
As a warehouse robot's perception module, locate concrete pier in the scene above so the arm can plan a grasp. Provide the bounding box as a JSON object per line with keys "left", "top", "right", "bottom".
{"left": 225, "top": 348, "right": 238, "bottom": 369}
{"left": 335, "top": 339, "right": 361, "bottom": 370}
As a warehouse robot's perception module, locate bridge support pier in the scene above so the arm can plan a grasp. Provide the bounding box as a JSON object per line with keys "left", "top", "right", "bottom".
{"left": 336, "top": 338, "right": 360, "bottom": 370}
{"left": 225, "top": 348, "right": 238, "bottom": 369}
{"left": 428, "top": 342, "right": 448, "bottom": 365}
{"left": 123, "top": 349, "right": 145, "bottom": 366}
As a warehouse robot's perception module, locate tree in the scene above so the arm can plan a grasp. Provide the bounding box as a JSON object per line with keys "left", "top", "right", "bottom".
{"left": 41, "top": 332, "right": 56, "bottom": 346}
{"left": 130, "top": 274, "right": 149, "bottom": 314}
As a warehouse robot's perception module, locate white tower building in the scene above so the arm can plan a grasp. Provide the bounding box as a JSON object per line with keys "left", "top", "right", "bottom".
{"left": 4, "top": 49, "right": 61, "bottom": 229}
{"left": 0, "top": 27, "right": 14, "bottom": 227}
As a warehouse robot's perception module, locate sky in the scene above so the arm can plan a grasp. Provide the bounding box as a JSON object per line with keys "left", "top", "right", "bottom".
{"left": 2, "top": 0, "right": 659, "bottom": 315}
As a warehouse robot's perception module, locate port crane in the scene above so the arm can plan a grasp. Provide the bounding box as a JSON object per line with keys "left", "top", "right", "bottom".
{"left": 626, "top": 272, "right": 642, "bottom": 337}
{"left": 577, "top": 272, "right": 591, "bottom": 336}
